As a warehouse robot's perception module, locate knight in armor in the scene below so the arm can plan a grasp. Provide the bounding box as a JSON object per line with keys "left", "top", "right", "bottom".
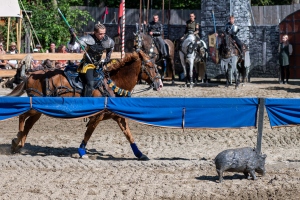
{"left": 225, "top": 16, "right": 243, "bottom": 53}
{"left": 68, "top": 22, "right": 114, "bottom": 97}
{"left": 147, "top": 14, "right": 168, "bottom": 59}
{"left": 181, "top": 13, "right": 203, "bottom": 49}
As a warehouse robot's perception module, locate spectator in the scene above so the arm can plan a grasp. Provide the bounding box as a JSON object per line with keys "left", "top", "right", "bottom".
{"left": 0, "top": 42, "right": 7, "bottom": 69}
{"left": 31, "top": 49, "right": 43, "bottom": 71}
{"left": 56, "top": 45, "right": 68, "bottom": 70}
{"left": 36, "top": 44, "right": 42, "bottom": 52}
{"left": 278, "top": 34, "right": 293, "bottom": 84}
{"left": 46, "top": 43, "right": 57, "bottom": 53}
{"left": 5, "top": 42, "right": 18, "bottom": 69}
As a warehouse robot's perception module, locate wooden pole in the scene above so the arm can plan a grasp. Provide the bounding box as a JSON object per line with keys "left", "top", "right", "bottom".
{"left": 256, "top": 98, "right": 265, "bottom": 154}
{"left": 139, "top": 0, "right": 142, "bottom": 27}
{"left": 6, "top": 17, "right": 11, "bottom": 52}
{"left": 162, "top": 0, "right": 164, "bottom": 25}
{"left": 168, "top": 0, "right": 171, "bottom": 39}
{"left": 146, "top": 0, "right": 149, "bottom": 23}
{"left": 162, "top": 0, "right": 164, "bottom": 38}
{"left": 18, "top": 10, "right": 22, "bottom": 53}
{"left": 150, "top": 0, "right": 153, "bottom": 19}
{"left": 16, "top": 18, "right": 19, "bottom": 51}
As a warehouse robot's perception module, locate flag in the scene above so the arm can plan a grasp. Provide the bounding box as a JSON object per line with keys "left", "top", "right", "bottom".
{"left": 101, "top": 6, "right": 108, "bottom": 23}
{"left": 118, "top": 0, "right": 124, "bottom": 34}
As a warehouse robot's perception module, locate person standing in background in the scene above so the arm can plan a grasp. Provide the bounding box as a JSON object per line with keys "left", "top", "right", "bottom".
{"left": 5, "top": 42, "right": 18, "bottom": 69}
{"left": 46, "top": 43, "right": 57, "bottom": 53}
{"left": 278, "top": 34, "right": 293, "bottom": 84}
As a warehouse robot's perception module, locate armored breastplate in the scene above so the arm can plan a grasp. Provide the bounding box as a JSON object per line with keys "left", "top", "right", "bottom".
{"left": 87, "top": 43, "right": 104, "bottom": 62}
{"left": 85, "top": 35, "right": 105, "bottom": 63}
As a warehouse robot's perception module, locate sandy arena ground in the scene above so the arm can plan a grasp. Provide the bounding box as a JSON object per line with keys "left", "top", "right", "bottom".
{"left": 0, "top": 78, "right": 300, "bottom": 200}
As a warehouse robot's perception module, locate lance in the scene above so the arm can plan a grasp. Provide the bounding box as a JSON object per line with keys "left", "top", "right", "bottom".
{"left": 212, "top": 10, "right": 218, "bottom": 47}
{"left": 57, "top": 8, "right": 93, "bottom": 63}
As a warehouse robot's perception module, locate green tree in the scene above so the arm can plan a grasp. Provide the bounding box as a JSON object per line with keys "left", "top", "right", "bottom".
{"left": 1, "top": 0, "right": 94, "bottom": 51}
{"left": 251, "top": 0, "right": 292, "bottom": 5}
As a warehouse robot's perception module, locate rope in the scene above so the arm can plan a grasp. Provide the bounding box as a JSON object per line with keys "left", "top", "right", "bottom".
{"left": 121, "top": 0, "right": 125, "bottom": 59}
{"left": 19, "top": 0, "right": 44, "bottom": 52}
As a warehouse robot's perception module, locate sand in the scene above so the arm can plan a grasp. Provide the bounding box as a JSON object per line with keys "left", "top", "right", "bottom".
{"left": 0, "top": 78, "right": 300, "bottom": 200}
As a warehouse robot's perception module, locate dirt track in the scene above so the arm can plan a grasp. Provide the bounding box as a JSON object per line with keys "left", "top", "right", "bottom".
{"left": 0, "top": 78, "right": 300, "bottom": 200}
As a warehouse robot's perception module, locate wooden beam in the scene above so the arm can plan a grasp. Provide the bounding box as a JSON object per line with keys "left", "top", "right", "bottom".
{"left": 0, "top": 69, "right": 16, "bottom": 77}
{"left": 0, "top": 52, "right": 122, "bottom": 61}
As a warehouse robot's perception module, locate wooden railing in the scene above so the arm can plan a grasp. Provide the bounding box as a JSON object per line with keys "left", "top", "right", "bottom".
{"left": 0, "top": 52, "right": 122, "bottom": 78}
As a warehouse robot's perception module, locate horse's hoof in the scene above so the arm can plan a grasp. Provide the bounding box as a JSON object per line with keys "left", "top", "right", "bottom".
{"left": 138, "top": 154, "right": 150, "bottom": 161}
{"left": 78, "top": 147, "right": 86, "bottom": 158}
{"left": 11, "top": 138, "right": 20, "bottom": 153}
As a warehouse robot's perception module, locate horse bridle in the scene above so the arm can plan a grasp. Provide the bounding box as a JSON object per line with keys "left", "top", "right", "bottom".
{"left": 131, "top": 49, "right": 161, "bottom": 94}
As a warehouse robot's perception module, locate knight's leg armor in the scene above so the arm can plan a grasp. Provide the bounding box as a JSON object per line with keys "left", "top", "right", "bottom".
{"left": 84, "top": 69, "right": 95, "bottom": 97}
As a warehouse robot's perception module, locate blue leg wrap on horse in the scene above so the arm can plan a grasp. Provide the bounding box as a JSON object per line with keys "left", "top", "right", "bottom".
{"left": 130, "top": 143, "right": 143, "bottom": 158}
{"left": 78, "top": 140, "right": 86, "bottom": 157}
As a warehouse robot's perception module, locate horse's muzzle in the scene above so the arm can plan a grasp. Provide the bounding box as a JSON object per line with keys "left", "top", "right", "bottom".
{"left": 153, "top": 78, "right": 163, "bottom": 91}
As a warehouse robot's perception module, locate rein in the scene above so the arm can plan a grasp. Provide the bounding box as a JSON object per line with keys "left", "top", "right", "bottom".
{"left": 131, "top": 54, "right": 162, "bottom": 95}
{"left": 105, "top": 49, "right": 158, "bottom": 96}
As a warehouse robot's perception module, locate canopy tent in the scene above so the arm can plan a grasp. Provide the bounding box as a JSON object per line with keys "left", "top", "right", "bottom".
{"left": 0, "top": 0, "right": 22, "bottom": 52}
{"left": 0, "top": 0, "right": 22, "bottom": 18}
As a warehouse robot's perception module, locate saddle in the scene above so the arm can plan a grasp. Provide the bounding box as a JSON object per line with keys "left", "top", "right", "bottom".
{"left": 64, "top": 64, "right": 105, "bottom": 93}
{"left": 152, "top": 37, "right": 169, "bottom": 60}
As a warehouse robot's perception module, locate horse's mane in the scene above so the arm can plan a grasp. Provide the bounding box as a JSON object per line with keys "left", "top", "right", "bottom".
{"left": 106, "top": 51, "right": 140, "bottom": 71}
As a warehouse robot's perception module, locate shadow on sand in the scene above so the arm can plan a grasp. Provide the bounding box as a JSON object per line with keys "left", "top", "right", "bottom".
{"left": 195, "top": 174, "right": 247, "bottom": 183}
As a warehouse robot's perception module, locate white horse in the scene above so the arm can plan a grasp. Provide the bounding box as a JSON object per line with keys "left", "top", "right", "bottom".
{"left": 179, "top": 32, "right": 207, "bottom": 88}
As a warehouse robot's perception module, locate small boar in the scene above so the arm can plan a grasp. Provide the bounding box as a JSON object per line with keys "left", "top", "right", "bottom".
{"left": 214, "top": 147, "right": 266, "bottom": 183}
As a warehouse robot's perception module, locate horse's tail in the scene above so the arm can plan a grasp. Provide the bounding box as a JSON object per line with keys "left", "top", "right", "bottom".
{"left": 6, "top": 81, "right": 26, "bottom": 97}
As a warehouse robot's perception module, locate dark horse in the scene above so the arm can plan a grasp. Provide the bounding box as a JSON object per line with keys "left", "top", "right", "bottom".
{"left": 7, "top": 50, "right": 162, "bottom": 160}
{"left": 134, "top": 29, "right": 175, "bottom": 84}
{"left": 218, "top": 33, "right": 250, "bottom": 88}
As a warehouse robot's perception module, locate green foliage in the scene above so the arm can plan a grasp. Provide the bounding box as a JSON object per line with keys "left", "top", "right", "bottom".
{"left": 2, "top": 0, "right": 94, "bottom": 50}
{"left": 83, "top": 0, "right": 201, "bottom": 9}
{"left": 74, "top": 0, "right": 294, "bottom": 9}
{"left": 251, "top": 0, "right": 292, "bottom": 5}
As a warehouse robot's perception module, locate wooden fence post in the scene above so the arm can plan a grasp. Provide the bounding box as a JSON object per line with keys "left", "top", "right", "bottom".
{"left": 256, "top": 98, "right": 265, "bottom": 154}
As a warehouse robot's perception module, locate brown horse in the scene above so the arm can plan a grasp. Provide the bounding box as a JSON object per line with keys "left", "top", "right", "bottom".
{"left": 7, "top": 50, "right": 162, "bottom": 160}
{"left": 134, "top": 31, "right": 175, "bottom": 84}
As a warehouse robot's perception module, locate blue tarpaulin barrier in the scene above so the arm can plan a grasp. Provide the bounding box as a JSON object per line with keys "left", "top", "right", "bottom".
{"left": 32, "top": 97, "right": 106, "bottom": 118}
{"left": 107, "top": 98, "right": 259, "bottom": 128}
{"left": 0, "top": 97, "right": 259, "bottom": 128}
{"left": 0, "top": 97, "right": 31, "bottom": 120}
{"left": 265, "top": 98, "right": 300, "bottom": 127}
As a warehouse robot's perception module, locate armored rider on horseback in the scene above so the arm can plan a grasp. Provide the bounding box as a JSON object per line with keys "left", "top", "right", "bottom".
{"left": 146, "top": 14, "right": 168, "bottom": 60}
{"left": 68, "top": 22, "right": 115, "bottom": 97}
{"left": 181, "top": 12, "right": 203, "bottom": 50}
{"left": 225, "top": 16, "right": 243, "bottom": 55}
